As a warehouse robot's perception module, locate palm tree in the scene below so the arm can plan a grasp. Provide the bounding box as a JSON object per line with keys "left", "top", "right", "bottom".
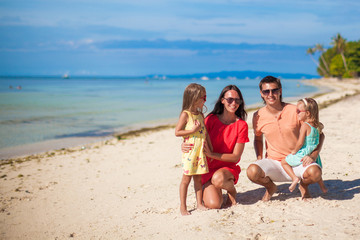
{"left": 331, "top": 33, "right": 348, "bottom": 72}
{"left": 315, "top": 44, "right": 330, "bottom": 75}
{"left": 307, "top": 47, "right": 326, "bottom": 76}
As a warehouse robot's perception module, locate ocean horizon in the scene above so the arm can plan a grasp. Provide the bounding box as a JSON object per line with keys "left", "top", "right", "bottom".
{"left": 0, "top": 76, "right": 322, "bottom": 158}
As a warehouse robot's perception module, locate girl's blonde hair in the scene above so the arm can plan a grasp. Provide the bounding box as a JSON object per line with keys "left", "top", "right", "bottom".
{"left": 300, "top": 98, "right": 324, "bottom": 133}
{"left": 182, "top": 83, "right": 206, "bottom": 113}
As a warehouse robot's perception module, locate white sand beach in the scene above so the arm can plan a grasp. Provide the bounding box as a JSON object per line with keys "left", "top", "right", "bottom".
{"left": 1, "top": 78, "right": 360, "bottom": 239}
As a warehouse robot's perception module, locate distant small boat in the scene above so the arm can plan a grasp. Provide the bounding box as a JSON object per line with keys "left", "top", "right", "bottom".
{"left": 201, "top": 76, "right": 209, "bottom": 81}
{"left": 62, "top": 74, "right": 70, "bottom": 79}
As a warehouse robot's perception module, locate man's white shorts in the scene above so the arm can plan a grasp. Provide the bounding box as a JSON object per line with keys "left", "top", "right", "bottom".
{"left": 251, "top": 158, "right": 321, "bottom": 182}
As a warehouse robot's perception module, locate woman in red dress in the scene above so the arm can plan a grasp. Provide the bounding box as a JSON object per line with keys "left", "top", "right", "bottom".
{"left": 183, "top": 85, "right": 249, "bottom": 209}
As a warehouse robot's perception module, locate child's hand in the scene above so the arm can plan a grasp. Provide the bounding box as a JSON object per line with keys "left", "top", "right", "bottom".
{"left": 192, "top": 120, "right": 201, "bottom": 132}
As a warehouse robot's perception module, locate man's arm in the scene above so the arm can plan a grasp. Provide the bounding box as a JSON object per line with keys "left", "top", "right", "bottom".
{"left": 254, "top": 134, "right": 264, "bottom": 160}
{"left": 253, "top": 111, "right": 263, "bottom": 160}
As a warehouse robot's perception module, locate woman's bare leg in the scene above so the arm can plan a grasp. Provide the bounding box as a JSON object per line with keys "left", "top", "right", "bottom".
{"left": 203, "top": 181, "right": 223, "bottom": 209}
{"left": 179, "top": 174, "right": 192, "bottom": 215}
{"left": 211, "top": 168, "right": 237, "bottom": 206}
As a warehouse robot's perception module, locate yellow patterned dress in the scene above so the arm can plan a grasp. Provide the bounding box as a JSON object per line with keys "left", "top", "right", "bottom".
{"left": 181, "top": 110, "right": 209, "bottom": 175}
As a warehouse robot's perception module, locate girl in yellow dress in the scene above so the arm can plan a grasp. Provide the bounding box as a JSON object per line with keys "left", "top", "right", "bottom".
{"left": 175, "top": 83, "right": 211, "bottom": 215}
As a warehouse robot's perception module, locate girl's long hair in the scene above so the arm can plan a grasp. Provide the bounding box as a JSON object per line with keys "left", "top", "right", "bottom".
{"left": 181, "top": 83, "right": 206, "bottom": 113}
{"left": 208, "top": 85, "right": 247, "bottom": 120}
{"left": 301, "top": 98, "right": 324, "bottom": 133}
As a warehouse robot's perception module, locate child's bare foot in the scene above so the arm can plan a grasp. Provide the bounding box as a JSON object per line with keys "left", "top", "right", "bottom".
{"left": 197, "top": 204, "right": 208, "bottom": 211}
{"left": 180, "top": 206, "right": 190, "bottom": 216}
{"left": 289, "top": 177, "right": 300, "bottom": 192}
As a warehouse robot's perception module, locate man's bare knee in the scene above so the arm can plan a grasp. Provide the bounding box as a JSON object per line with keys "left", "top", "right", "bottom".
{"left": 304, "top": 165, "right": 322, "bottom": 183}
{"left": 247, "top": 164, "right": 262, "bottom": 182}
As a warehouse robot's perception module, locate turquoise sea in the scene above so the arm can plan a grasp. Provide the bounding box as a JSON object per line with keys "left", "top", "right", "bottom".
{"left": 0, "top": 76, "right": 318, "bottom": 151}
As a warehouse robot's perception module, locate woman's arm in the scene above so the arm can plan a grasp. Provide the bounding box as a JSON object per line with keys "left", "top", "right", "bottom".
{"left": 202, "top": 113, "right": 213, "bottom": 152}
{"left": 204, "top": 142, "right": 245, "bottom": 163}
{"left": 205, "top": 133, "right": 213, "bottom": 152}
{"left": 181, "top": 141, "right": 193, "bottom": 152}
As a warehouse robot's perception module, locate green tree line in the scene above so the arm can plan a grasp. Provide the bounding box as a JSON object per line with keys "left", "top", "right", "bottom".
{"left": 307, "top": 33, "right": 360, "bottom": 78}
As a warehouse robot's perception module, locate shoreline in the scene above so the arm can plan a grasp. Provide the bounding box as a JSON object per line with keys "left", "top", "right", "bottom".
{"left": 0, "top": 78, "right": 321, "bottom": 160}
{"left": 0, "top": 120, "right": 178, "bottom": 160}
{"left": 1, "top": 77, "right": 359, "bottom": 161}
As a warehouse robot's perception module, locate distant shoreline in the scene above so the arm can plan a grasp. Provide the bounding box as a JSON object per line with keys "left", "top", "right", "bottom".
{"left": 1, "top": 77, "right": 358, "bottom": 161}
{"left": 0, "top": 70, "right": 319, "bottom": 80}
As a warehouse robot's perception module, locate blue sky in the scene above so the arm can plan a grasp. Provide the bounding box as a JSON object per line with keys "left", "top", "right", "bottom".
{"left": 0, "top": 0, "right": 359, "bottom": 76}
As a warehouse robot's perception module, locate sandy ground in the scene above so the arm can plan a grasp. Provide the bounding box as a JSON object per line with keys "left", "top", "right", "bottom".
{"left": 1, "top": 78, "right": 360, "bottom": 239}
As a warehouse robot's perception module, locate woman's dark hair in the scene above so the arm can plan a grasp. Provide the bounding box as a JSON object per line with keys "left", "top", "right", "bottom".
{"left": 208, "top": 85, "right": 247, "bottom": 120}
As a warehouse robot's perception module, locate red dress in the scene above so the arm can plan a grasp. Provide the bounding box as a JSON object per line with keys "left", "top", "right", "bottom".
{"left": 201, "top": 114, "right": 249, "bottom": 185}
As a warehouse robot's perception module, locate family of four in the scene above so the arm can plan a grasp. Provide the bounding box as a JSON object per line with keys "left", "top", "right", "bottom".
{"left": 175, "top": 76, "right": 327, "bottom": 215}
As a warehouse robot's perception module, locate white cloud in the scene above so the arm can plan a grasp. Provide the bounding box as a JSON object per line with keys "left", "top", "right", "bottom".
{"left": 1, "top": 1, "right": 359, "bottom": 47}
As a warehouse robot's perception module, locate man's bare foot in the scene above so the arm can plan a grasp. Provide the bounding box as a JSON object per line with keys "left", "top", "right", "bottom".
{"left": 318, "top": 181, "right": 328, "bottom": 193}
{"left": 262, "top": 183, "right": 277, "bottom": 201}
{"left": 289, "top": 177, "right": 300, "bottom": 192}
{"left": 197, "top": 204, "right": 208, "bottom": 211}
{"left": 299, "top": 181, "right": 312, "bottom": 200}
{"left": 320, "top": 186, "right": 328, "bottom": 193}
{"left": 180, "top": 206, "right": 190, "bottom": 216}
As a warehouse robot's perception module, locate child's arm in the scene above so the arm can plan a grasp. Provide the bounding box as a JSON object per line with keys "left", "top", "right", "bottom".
{"left": 292, "top": 122, "right": 310, "bottom": 154}
{"left": 175, "top": 111, "right": 200, "bottom": 137}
